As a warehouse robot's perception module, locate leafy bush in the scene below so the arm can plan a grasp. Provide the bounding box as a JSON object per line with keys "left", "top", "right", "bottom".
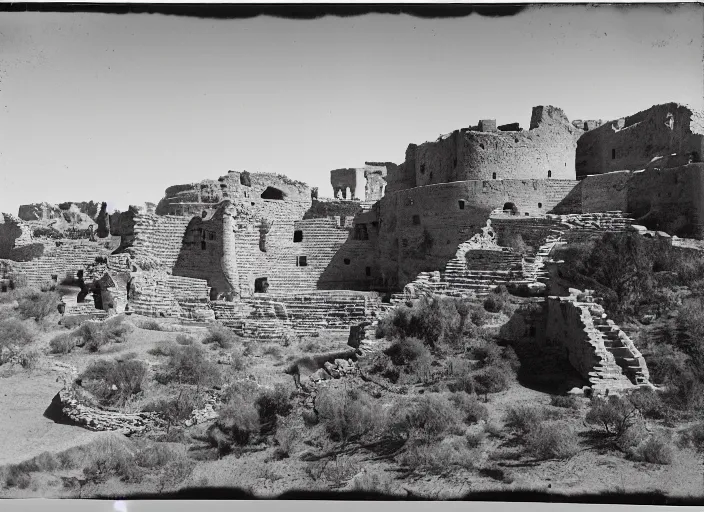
{"left": 678, "top": 422, "right": 704, "bottom": 453}
{"left": 4, "top": 466, "right": 32, "bottom": 489}
{"left": 214, "top": 395, "right": 260, "bottom": 446}
{"left": 16, "top": 290, "right": 61, "bottom": 321}
{"left": 446, "top": 357, "right": 475, "bottom": 394}
{"left": 202, "top": 324, "right": 241, "bottom": 349}
{"left": 483, "top": 287, "right": 510, "bottom": 314}
{"left": 49, "top": 331, "right": 77, "bottom": 354}
{"left": 80, "top": 358, "right": 148, "bottom": 407}
{"left": 398, "top": 436, "right": 476, "bottom": 473}
{"left": 628, "top": 387, "right": 665, "bottom": 419}
{"left": 76, "top": 316, "right": 132, "bottom": 352}
{"left": 385, "top": 337, "right": 430, "bottom": 366}
{"left": 155, "top": 344, "right": 222, "bottom": 388}
{"left": 376, "top": 296, "right": 473, "bottom": 349}
{"left": 139, "top": 319, "right": 164, "bottom": 331}
{"left": 142, "top": 389, "right": 204, "bottom": 432}
{"left": 317, "top": 387, "right": 387, "bottom": 443}
{"left": 0, "top": 317, "right": 35, "bottom": 349}
{"left": 525, "top": 421, "right": 579, "bottom": 460}
{"left": 82, "top": 437, "right": 141, "bottom": 483}
{"left": 473, "top": 363, "right": 512, "bottom": 394}
{"left": 17, "top": 347, "right": 41, "bottom": 369}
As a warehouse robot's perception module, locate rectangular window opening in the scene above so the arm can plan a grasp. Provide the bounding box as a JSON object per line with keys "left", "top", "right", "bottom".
{"left": 296, "top": 256, "right": 308, "bottom": 267}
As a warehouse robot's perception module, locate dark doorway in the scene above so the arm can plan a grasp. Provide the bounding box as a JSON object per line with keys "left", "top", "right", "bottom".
{"left": 293, "top": 230, "right": 303, "bottom": 243}
{"left": 209, "top": 288, "right": 219, "bottom": 301}
{"left": 261, "top": 187, "right": 285, "bottom": 200}
{"left": 503, "top": 202, "right": 517, "bottom": 214}
{"left": 254, "top": 277, "right": 269, "bottom": 293}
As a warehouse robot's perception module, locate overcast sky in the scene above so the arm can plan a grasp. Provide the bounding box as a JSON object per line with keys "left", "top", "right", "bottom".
{"left": 0, "top": 4, "right": 702, "bottom": 214}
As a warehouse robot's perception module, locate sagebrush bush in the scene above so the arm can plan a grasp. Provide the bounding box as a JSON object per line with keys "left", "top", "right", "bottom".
{"left": 393, "top": 394, "right": 464, "bottom": 442}
{"left": 628, "top": 387, "right": 665, "bottom": 419}
{"left": 16, "top": 289, "right": 60, "bottom": 321}
{"left": 175, "top": 334, "right": 195, "bottom": 346}
{"left": 385, "top": 337, "right": 429, "bottom": 366}
{"left": 525, "top": 421, "right": 579, "bottom": 460}
{"left": 76, "top": 316, "right": 132, "bottom": 352}
{"left": 473, "top": 363, "right": 512, "bottom": 394}
{"left": 446, "top": 357, "right": 475, "bottom": 394}
{"left": 202, "top": 324, "right": 241, "bottom": 349}
{"left": 398, "top": 436, "right": 476, "bottom": 472}
{"left": 49, "top": 331, "right": 77, "bottom": 354}
{"left": 0, "top": 317, "right": 35, "bottom": 355}
{"left": 140, "top": 319, "right": 164, "bottom": 331}
{"left": 155, "top": 344, "right": 222, "bottom": 388}
{"left": 142, "top": 389, "right": 204, "bottom": 431}
{"left": 4, "top": 466, "right": 32, "bottom": 489}
{"left": 503, "top": 405, "right": 545, "bottom": 435}
{"left": 255, "top": 383, "right": 293, "bottom": 433}
{"left": 449, "top": 392, "right": 489, "bottom": 424}
{"left": 80, "top": 358, "right": 148, "bottom": 406}
{"left": 317, "top": 387, "right": 387, "bottom": 443}
{"left": 215, "top": 395, "right": 260, "bottom": 446}
{"left": 82, "top": 436, "right": 141, "bottom": 483}
{"left": 483, "top": 286, "right": 513, "bottom": 315}
{"left": 550, "top": 395, "right": 580, "bottom": 409}
{"left": 631, "top": 434, "right": 675, "bottom": 465}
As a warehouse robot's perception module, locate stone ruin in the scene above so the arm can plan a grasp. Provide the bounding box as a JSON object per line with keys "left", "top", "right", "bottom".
{"left": 2, "top": 101, "right": 704, "bottom": 398}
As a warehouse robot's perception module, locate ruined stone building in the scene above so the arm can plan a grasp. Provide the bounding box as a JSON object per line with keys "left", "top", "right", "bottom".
{"left": 2, "top": 101, "right": 704, "bottom": 393}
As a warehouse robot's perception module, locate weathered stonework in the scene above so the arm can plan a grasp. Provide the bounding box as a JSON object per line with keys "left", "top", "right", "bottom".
{"left": 576, "top": 103, "right": 704, "bottom": 178}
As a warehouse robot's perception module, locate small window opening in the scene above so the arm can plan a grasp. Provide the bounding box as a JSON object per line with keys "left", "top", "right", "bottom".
{"left": 479, "top": 143, "right": 485, "bottom": 150}
{"left": 296, "top": 256, "right": 308, "bottom": 267}
{"left": 492, "top": 172, "right": 497, "bottom": 179}
{"left": 365, "top": 266, "right": 371, "bottom": 277}
{"left": 209, "top": 232, "right": 216, "bottom": 241}
{"left": 538, "top": 203, "right": 543, "bottom": 208}
{"left": 548, "top": 170, "right": 552, "bottom": 178}
{"left": 524, "top": 212, "right": 530, "bottom": 216}
{"left": 420, "top": 163, "right": 426, "bottom": 174}
{"left": 293, "top": 230, "right": 303, "bottom": 243}
{"left": 458, "top": 200, "right": 465, "bottom": 210}
{"left": 201, "top": 241, "right": 206, "bottom": 250}
{"left": 261, "top": 186, "right": 285, "bottom": 200}
{"left": 612, "top": 149, "right": 616, "bottom": 160}
{"left": 254, "top": 277, "right": 269, "bottom": 293}
{"left": 412, "top": 215, "right": 421, "bottom": 225}
{"left": 344, "top": 258, "right": 351, "bottom": 265}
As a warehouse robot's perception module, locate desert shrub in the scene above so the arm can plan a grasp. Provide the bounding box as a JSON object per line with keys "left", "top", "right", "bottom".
{"left": 473, "top": 363, "right": 512, "bottom": 394}
{"left": 49, "top": 331, "right": 77, "bottom": 354}
{"left": 215, "top": 395, "right": 260, "bottom": 446}
{"left": 4, "top": 466, "right": 32, "bottom": 489}
{"left": 317, "top": 387, "right": 386, "bottom": 443}
{"left": 82, "top": 437, "right": 141, "bottom": 483}
{"left": 631, "top": 434, "right": 676, "bottom": 465}
{"left": 466, "top": 429, "right": 487, "bottom": 448}
{"left": 175, "top": 334, "right": 194, "bottom": 346}
{"left": 255, "top": 384, "right": 293, "bottom": 433}
{"left": 376, "top": 296, "right": 472, "bottom": 349}
{"left": 393, "top": 394, "right": 464, "bottom": 442}
{"left": 134, "top": 442, "right": 186, "bottom": 469}
{"left": 17, "top": 347, "right": 41, "bottom": 369}
{"left": 158, "top": 456, "right": 195, "bottom": 493}
{"left": 155, "top": 344, "right": 222, "bottom": 388}
{"left": 525, "top": 421, "right": 579, "bottom": 460}
{"left": 385, "top": 337, "right": 429, "bottom": 366}
{"left": 202, "top": 324, "right": 240, "bottom": 349}
{"left": 352, "top": 469, "right": 396, "bottom": 494}
{"left": 80, "top": 358, "right": 148, "bottom": 407}
{"left": 273, "top": 417, "right": 300, "bottom": 459}
{"left": 628, "top": 387, "right": 666, "bottom": 419}
{"left": 325, "top": 455, "right": 362, "bottom": 488}
{"left": 446, "top": 357, "right": 475, "bottom": 394}
{"left": 469, "top": 305, "right": 489, "bottom": 326}
{"left": 506, "top": 232, "right": 528, "bottom": 254}
{"left": 142, "top": 389, "right": 204, "bottom": 432}
{"left": 76, "top": 316, "right": 132, "bottom": 352}
{"left": 504, "top": 405, "right": 545, "bottom": 435}
{"left": 261, "top": 343, "right": 283, "bottom": 359}
{"left": 140, "top": 319, "right": 164, "bottom": 331}
{"left": 398, "top": 436, "right": 476, "bottom": 473}
{"left": 550, "top": 395, "right": 580, "bottom": 409}
{"left": 148, "top": 341, "right": 177, "bottom": 357}
{"left": 483, "top": 286, "right": 512, "bottom": 315}
{"left": 448, "top": 392, "right": 489, "bottom": 424}
{"left": 502, "top": 345, "right": 521, "bottom": 372}
{"left": 0, "top": 317, "right": 35, "bottom": 349}
{"left": 585, "top": 395, "right": 640, "bottom": 438}
{"left": 678, "top": 422, "right": 704, "bottom": 453}
{"left": 16, "top": 290, "right": 60, "bottom": 321}
{"left": 469, "top": 339, "right": 502, "bottom": 367}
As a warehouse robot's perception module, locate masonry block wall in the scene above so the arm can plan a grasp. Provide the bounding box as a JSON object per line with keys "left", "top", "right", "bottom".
{"left": 128, "top": 214, "right": 191, "bottom": 270}
{"left": 386, "top": 106, "right": 582, "bottom": 192}
{"left": 375, "top": 178, "right": 579, "bottom": 289}
{"left": 576, "top": 103, "right": 704, "bottom": 178}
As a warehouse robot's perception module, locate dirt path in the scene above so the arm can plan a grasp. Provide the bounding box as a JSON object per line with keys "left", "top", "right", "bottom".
{"left": 0, "top": 368, "right": 106, "bottom": 466}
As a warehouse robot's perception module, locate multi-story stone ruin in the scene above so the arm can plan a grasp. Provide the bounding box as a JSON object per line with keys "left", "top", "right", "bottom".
{"left": 2, "top": 101, "right": 703, "bottom": 394}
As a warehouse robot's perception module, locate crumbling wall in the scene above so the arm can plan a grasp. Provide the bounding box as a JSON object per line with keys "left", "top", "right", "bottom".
{"left": 0, "top": 213, "right": 38, "bottom": 260}
{"left": 387, "top": 106, "right": 581, "bottom": 192}
{"left": 576, "top": 103, "right": 704, "bottom": 178}
{"left": 376, "top": 179, "right": 578, "bottom": 289}
{"left": 330, "top": 168, "right": 365, "bottom": 200}
{"left": 127, "top": 214, "right": 191, "bottom": 271}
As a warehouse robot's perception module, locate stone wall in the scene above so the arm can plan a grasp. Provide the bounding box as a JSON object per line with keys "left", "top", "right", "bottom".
{"left": 551, "top": 164, "right": 704, "bottom": 238}
{"left": 128, "top": 214, "right": 191, "bottom": 271}
{"left": 0, "top": 213, "right": 37, "bottom": 260}
{"left": 375, "top": 178, "right": 578, "bottom": 289}
{"left": 387, "top": 106, "right": 582, "bottom": 192}
{"left": 127, "top": 271, "right": 212, "bottom": 319}
{"left": 576, "top": 103, "right": 704, "bottom": 178}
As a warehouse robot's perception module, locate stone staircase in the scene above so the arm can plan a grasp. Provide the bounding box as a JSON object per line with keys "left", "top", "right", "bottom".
{"left": 590, "top": 311, "right": 650, "bottom": 386}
